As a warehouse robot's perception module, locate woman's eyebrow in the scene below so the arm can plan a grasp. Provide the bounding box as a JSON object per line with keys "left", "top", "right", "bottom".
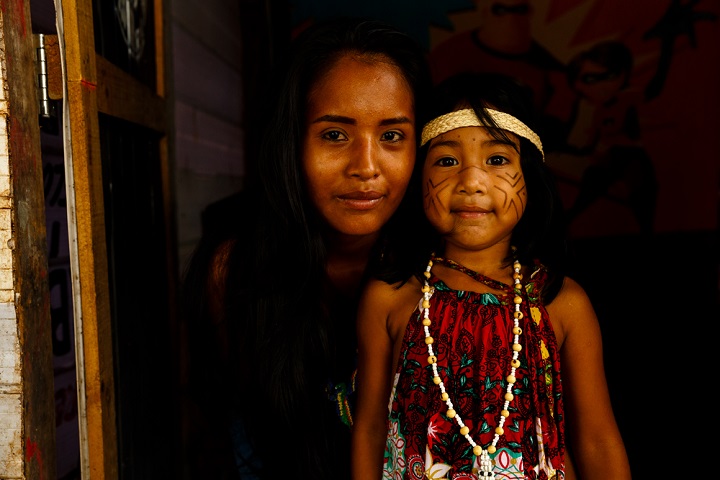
{"left": 311, "top": 114, "right": 355, "bottom": 125}
{"left": 379, "top": 116, "right": 412, "bottom": 126}
{"left": 310, "top": 115, "right": 412, "bottom": 126}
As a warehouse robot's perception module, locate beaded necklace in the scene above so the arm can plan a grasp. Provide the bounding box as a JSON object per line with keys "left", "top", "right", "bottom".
{"left": 421, "top": 254, "right": 524, "bottom": 479}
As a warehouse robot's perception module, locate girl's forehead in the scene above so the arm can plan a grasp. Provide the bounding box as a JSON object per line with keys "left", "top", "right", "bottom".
{"left": 432, "top": 126, "right": 495, "bottom": 142}
{"left": 428, "top": 126, "right": 520, "bottom": 147}
{"left": 421, "top": 108, "right": 543, "bottom": 159}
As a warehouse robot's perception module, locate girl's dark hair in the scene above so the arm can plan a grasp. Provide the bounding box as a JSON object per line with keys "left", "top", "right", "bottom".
{"left": 183, "top": 16, "right": 432, "bottom": 480}
{"left": 380, "top": 72, "right": 569, "bottom": 302}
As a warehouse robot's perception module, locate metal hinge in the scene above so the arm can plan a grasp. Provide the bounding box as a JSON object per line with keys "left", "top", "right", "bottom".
{"left": 34, "top": 34, "right": 62, "bottom": 124}
{"left": 36, "top": 33, "right": 51, "bottom": 118}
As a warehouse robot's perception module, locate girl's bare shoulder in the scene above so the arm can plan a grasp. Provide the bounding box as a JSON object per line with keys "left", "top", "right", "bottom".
{"left": 356, "top": 276, "right": 423, "bottom": 352}
{"left": 549, "top": 276, "right": 594, "bottom": 312}
{"left": 546, "top": 276, "right": 598, "bottom": 347}
{"left": 361, "top": 276, "right": 424, "bottom": 311}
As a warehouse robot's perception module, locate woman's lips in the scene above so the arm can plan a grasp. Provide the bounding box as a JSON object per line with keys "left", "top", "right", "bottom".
{"left": 338, "top": 191, "right": 384, "bottom": 210}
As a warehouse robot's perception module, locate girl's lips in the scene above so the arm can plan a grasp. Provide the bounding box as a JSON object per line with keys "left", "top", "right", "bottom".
{"left": 338, "top": 191, "right": 384, "bottom": 210}
{"left": 453, "top": 206, "right": 490, "bottom": 218}
{"left": 455, "top": 210, "right": 488, "bottom": 219}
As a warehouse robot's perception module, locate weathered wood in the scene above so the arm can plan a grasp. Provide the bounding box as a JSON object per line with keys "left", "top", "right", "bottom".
{"left": 60, "top": 0, "right": 119, "bottom": 478}
{"left": 0, "top": 0, "right": 56, "bottom": 479}
{"left": 152, "top": 0, "right": 178, "bottom": 361}
{"left": 95, "top": 55, "right": 165, "bottom": 133}
{"left": 44, "top": 34, "right": 166, "bottom": 133}
{"left": 44, "top": 34, "right": 63, "bottom": 100}
{"left": 154, "top": 0, "right": 166, "bottom": 98}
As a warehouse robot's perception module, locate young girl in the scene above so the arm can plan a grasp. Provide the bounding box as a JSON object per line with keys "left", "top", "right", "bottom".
{"left": 351, "top": 73, "right": 631, "bottom": 480}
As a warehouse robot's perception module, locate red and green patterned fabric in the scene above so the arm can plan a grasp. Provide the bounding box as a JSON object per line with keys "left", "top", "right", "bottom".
{"left": 383, "top": 258, "right": 565, "bottom": 480}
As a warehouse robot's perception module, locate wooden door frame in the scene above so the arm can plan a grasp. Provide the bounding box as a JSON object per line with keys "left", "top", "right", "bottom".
{"left": 57, "top": 0, "right": 170, "bottom": 477}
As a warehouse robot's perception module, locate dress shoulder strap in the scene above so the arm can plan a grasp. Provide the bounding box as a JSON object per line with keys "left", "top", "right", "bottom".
{"left": 431, "top": 256, "right": 513, "bottom": 293}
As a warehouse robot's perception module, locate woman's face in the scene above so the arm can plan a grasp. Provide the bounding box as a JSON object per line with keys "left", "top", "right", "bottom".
{"left": 423, "top": 125, "right": 526, "bottom": 253}
{"left": 302, "top": 54, "right": 416, "bottom": 237}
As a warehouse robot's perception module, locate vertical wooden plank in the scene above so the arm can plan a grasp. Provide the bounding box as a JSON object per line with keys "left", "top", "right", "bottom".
{"left": 153, "top": 0, "right": 178, "bottom": 379}
{"left": 58, "top": 0, "right": 118, "bottom": 478}
{"left": 154, "top": 0, "right": 165, "bottom": 98}
{"left": 0, "top": 45, "right": 23, "bottom": 478}
{"left": 153, "top": 4, "right": 181, "bottom": 452}
{"left": 0, "top": 0, "right": 56, "bottom": 479}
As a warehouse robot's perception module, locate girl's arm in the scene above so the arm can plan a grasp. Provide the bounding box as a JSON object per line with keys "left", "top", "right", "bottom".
{"left": 352, "top": 279, "right": 397, "bottom": 479}
{"left": 548, "top": 277, "right": 632, "bottom": 480}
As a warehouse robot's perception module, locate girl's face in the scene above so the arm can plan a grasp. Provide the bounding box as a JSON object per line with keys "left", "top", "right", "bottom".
{"left": 423, "top": 125, "right": 526, "bottom": 253}
{"left": 302, "top": 54, "right": 416, "bottom": 237}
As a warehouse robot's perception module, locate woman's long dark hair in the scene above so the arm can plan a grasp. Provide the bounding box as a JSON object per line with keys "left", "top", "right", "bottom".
{"left": 379, "top": 72, "right": 569, "bottom": 302}
{"left": 183, "top": 16, "right": 431, "bottom": 480}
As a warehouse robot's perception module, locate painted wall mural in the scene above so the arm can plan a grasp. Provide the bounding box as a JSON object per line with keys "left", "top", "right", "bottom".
{"left": 291, "top": 0, "right": 720, "bottom": 239}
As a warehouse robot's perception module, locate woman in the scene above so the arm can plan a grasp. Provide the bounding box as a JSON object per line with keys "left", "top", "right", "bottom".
{"left": 182, "top": 17, "right": 432, "bottom": 480}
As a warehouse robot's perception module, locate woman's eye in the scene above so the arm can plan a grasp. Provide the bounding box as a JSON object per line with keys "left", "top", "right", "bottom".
{"left": 381, "top": 131, "right": 404, "bottom": 142}
{"left": 435, "top": 156, "right": 458, "bottom": 167}
{"left": 321, "top": 130, "right": 348, "bottom": 142}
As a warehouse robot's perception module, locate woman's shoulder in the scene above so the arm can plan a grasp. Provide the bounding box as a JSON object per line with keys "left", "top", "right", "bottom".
{"left": 202, "top": 237, "right": 241, "bottom": 323}
{"left": 209, "top": 238, "right": 237, "bottom": 275}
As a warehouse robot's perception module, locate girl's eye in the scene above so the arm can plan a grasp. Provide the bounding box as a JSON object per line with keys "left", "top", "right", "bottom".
{"left": 321, "top": 130, "right": 348, "bottom": 142}
{"left": 487, "top": 155, "right": 510, "bottom": 166}
{"left": 435, "top": 156, "right": 458, "bottom": 167}
{"left": 381, "top": 131, "right": 404, "bottom": 142}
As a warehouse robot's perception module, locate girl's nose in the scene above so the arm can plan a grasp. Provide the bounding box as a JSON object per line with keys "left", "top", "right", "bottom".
{"left": 457, "top": 165, "right": 488, "bottom": 194}
{"left": 347, "top": 138, "right": 380, "bottom": 179}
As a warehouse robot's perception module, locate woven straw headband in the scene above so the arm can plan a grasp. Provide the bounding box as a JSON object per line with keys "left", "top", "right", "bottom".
{"left": 420, "top": 108, "right": 544, "bottom": 160}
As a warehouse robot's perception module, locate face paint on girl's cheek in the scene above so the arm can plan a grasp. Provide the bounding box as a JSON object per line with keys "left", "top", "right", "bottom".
{"left": 494, "top": 171, "right": 527, "bottom": 220}
{"left": 423, "top": 175, "right": 451, "bottom": 216}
